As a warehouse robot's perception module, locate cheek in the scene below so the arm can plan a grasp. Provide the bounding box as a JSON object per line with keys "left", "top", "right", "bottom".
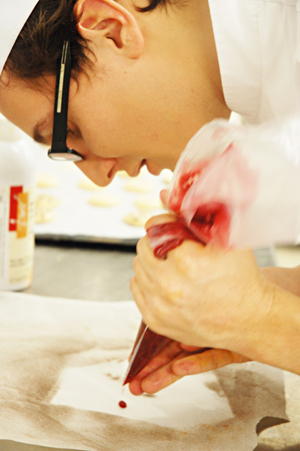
{"left": 71, "top": 86, "right": 162, "bottom": 161}
{"left": 75, "top": 117, "right": 127, "bottom": 159}
{"left": 76, "top": 89, "right": 136, "bottom": 141}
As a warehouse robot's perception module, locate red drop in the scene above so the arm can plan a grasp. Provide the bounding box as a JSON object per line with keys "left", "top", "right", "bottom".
{"left": 119, "top": 400, "right": 127, "bottom": 409}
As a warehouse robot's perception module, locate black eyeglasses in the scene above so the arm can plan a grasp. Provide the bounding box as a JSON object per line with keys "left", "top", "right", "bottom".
{"left": 48, "top": 41, "right": 84, "bottom": 162}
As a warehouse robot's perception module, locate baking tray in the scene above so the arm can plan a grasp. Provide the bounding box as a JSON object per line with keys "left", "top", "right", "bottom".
{"left": 33, "top": 147, "right": 171, "bottom": 245}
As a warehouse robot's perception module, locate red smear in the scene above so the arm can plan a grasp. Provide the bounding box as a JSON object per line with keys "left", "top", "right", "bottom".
{"left": 147, "top": 221, "right": 200, "bottom": 259}
{"left": 119, "top": 400, "right": 127, "bottom": 409}
{"left": 124, "top": 168, "right": 230, "bottom": 385}
{"left": 187, "top": 202, "right": 230, "bottom": 247}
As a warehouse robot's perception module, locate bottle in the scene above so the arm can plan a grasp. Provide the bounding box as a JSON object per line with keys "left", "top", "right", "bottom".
{"left": 0, "top": 117, "right": 35, "bottom": 291}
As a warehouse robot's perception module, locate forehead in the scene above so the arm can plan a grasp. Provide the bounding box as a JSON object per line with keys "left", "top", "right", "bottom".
{"left": 0, "top": 73, "right": 55, "bottom": 137}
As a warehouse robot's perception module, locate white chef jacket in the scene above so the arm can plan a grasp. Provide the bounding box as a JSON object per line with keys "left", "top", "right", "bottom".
{"left": 208, "top": 0, "right": 300, "bottom": 125}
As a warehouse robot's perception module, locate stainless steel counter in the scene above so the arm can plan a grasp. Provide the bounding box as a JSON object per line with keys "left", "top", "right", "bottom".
{"left": 25, "top": 240, "right": 136, "bottom": 302}
{"left": 25, "top": 243, "right": 277, "bottom": 302}
{"left": 0, "top": 241, "right": 297, "bottom": 451}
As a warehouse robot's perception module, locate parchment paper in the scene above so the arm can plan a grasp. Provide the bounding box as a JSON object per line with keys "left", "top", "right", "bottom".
{"left": 0, "top": 291, "right": 288, "bottom": 451}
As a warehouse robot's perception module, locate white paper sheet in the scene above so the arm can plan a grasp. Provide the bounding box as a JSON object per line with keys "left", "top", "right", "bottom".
{"left": 0, "top": 292, "right": 288, "bottom": 451}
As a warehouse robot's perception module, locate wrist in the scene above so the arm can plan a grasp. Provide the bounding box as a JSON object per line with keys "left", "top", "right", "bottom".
{"left": 262, "top": 265, "right": 300, "bottom": 297}
{"left": 238, "top": 282, "right": 300, "bottom": 373}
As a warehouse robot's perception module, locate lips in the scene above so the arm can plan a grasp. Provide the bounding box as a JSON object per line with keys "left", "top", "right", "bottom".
{"left": 118, "top": 159, "right": 147, "bottom": 178}
{"left": 144, "top": 161, "right": 161, "bottom": 176}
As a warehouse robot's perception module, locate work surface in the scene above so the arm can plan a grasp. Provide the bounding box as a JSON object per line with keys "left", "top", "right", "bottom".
{"left": 1, "top": 241, "right": 296, "bottom": 451}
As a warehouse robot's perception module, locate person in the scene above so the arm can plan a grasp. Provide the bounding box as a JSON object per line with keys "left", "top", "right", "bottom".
{"left": 0, "top": 0, "right": 300, "bottom": 396}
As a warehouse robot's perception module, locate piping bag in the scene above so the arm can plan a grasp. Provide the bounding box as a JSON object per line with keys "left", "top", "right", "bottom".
{"left": 123, "top": 116, "right": 300, "bottom": 385}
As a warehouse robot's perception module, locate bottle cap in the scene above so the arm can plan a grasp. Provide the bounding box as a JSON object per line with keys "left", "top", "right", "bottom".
{"left": 0, "top": 0, "right": 39, "bottom": 75}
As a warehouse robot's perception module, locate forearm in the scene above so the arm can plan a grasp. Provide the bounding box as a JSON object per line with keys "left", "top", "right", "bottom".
{"left": 237, "top": 281, "right": 300, "bottom": 374}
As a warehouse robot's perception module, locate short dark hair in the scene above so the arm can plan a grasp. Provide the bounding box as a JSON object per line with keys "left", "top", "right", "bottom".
{"left": 5, "top": 0, "right": 168, "bottom": 81}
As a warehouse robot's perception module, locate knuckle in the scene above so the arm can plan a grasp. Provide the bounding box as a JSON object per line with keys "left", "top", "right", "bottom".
{"left": 172, "top": 247, "right": 191, "bottom": 275}
{"left": 157, "top": 278, "right": 175, "bottom": 303}
{"left": 173, "top": 241, "right": 203, "bottom": 278}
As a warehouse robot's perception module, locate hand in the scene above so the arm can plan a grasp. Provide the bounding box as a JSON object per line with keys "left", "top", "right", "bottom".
{"left": 129, "top": 340, "right": 250, "bottom": 395}
{"left": 130, "top": 214, "right": 273, "bottom": 358}
{"left": 262, "top": 265, "right": 300, "bottom": 297}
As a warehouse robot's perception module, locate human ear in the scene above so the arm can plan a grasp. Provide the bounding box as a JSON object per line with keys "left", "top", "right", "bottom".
{"left": 75, "top": 0, "right": 144, "bottom": 58}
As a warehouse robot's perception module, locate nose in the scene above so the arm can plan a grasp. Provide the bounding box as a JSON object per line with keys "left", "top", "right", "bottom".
{"left": 66, "top": 136, "right": 117, "bottom": 187}
{"left": 75, "top": 155, "right": 117, "bottom": 187}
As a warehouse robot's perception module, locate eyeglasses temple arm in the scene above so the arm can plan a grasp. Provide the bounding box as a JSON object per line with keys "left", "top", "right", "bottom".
{"left": 51, "top": 40, "right": 71, "bottom": 149}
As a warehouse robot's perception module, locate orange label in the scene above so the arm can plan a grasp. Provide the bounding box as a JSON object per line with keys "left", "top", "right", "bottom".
{"left": 17, "top": 191, "right": 28, "bottom": 238}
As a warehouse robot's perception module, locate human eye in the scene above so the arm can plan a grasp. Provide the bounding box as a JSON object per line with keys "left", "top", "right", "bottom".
{"left": 67, "top": 123, "right": 82, "bottom": 139}
{"left": 67, "top": 128, "right": 75, "bottom": 136}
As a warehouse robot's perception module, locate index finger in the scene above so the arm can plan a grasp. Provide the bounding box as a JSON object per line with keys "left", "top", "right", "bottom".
{"left": 128, "top": 341, "right": 184, "bottom": 395}
{"left": 144, "top": 212, "right": 177, "bottom": 229}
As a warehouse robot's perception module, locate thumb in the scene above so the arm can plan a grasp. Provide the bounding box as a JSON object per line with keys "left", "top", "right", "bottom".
{"left": 160, "top": 189, "right": 169, "bottom": 206}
